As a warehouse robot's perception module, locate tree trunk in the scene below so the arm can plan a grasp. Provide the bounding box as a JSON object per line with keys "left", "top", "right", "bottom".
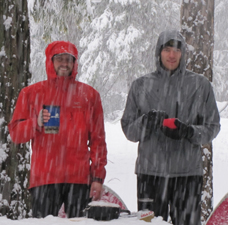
{"left": 180, "top": 0, "right": 215, "bottom": 223}
{"left": 0, "top": 0, "right": 31, "bottom": 219}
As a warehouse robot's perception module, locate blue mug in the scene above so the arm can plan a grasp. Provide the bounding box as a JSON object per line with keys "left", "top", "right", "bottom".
{"left": 43, "top": 105, "right": 60, "bottom": 134}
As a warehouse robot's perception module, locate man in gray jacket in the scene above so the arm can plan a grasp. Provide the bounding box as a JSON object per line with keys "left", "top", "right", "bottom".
{"left": 121, "top": 30, "right": 220, "bottom": 225}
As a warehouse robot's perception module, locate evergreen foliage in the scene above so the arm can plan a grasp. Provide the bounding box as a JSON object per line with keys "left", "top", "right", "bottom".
{"left": 30, "top": 0, "right": 181, "bottom": 121}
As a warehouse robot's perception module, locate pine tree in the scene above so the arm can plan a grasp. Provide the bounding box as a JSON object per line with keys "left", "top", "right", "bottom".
{"left": 0, "top": 0, "right": 31, "bottom": 219}
{"left": 79, "top": 0, "right": 181, "bottom": 121}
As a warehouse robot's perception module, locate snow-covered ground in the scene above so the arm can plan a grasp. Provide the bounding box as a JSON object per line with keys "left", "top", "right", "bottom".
{"left": 0, "top": 215, "right": 168, "bottom": 225}
{"left": 0, "top": 118, "right": 227, "bottom": 225}
{"left": 213, "top": 118, "right": 228, "bottom": 206}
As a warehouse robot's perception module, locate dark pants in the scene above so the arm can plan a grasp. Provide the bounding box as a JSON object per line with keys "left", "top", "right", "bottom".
{"left": 30, "top": 183, "right": 91, "bottom": 218}
{"left": 137, "top": 174, "right": 203, "bottom": 225}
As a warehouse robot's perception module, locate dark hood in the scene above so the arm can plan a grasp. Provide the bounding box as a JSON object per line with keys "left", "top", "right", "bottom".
{"left": 45, "top": 41, "right": 78, "bottom": 81}
{"left": 155, "top": 30, "right": 186, "bottom": 76}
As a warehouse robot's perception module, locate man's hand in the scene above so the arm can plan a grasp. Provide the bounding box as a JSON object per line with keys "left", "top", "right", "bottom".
{"left": 37, "top": 109, "right": 50, "bottom": 127}
{"left": 161, "top": 118, "right": 194, "bottom": 140}
{"left": 89, "top": 182, "right": 103, "bottom": 201}
{"left": 143, "top": 109, "right": 168, "bottom": 130}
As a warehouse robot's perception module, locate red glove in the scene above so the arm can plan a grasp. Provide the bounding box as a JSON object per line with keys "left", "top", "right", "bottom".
{"left": 162, "top": 118, "right": 177, "bottom": 129}
{"left": 161, "top": 118, "right": 194, "bottom": 140}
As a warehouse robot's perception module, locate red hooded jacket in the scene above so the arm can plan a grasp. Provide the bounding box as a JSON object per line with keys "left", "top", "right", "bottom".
{"left": 8, "top": 41, "right": 107, "bottom": 188}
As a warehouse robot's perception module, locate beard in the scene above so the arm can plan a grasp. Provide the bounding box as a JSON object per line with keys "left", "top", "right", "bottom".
{"left": 56, "top": 66, "right": 72, "bottom": 76}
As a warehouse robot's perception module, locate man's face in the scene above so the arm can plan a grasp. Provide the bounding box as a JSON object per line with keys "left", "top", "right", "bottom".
{"left": 160, "top": 46, "right": 182, "bottom": 72}
{"left": 53, "top": 54, "right": 75, "bottom": 76}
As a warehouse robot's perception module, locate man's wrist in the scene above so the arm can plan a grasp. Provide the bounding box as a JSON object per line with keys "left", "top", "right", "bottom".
{"left": 92, "top": 177, "right": 103, "bottom": 184}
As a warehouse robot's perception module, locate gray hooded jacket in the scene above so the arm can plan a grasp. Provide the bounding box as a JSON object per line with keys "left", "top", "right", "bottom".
{"left": 121, "top": 30, "right": 220, "bottom": 177}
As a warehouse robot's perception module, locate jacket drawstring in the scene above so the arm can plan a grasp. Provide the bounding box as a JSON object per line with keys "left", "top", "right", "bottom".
{"left": 175, "top": 101, "right": 178, "bottom": 118}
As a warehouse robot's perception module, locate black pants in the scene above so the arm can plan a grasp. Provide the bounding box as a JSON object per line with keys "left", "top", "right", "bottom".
{"left": 30, "top": 183, "right": 91, "bottom": 218}
{"left": 137, "top": 174, "right": 203, "bottom": 225}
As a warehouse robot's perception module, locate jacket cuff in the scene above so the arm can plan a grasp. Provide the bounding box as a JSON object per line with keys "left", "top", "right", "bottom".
{"left": 187, "top": 125, "right": 201, "bottom": 144}
{"left": 34, "top": 118, "right": 42, "bottom": 132}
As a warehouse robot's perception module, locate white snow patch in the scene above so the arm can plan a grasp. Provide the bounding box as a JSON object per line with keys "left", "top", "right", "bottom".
{"left": 86, "top": 0, "right": 94, "bottom": 15}
{"left": 0, "top": 143, "right": 9, "bottom": 164}
{"left": 115, "top": 12, "right": 126, "bottom": 23}
{"left": 91, "top": 9, "right": 113, "bottom": 31}
{"left": 8, "top": 5, "right": 14, "bottom": 11}
{"left": 216, "top": 101, "right": 228, "bottom": 113}
{"left": 13, "top": 183, "right": 20, "bottom": 192}
{"left": 203, "top": 147, "right": 211, "bottom": 156}
{"left": 109, "top": 0, "right": 140, "bottom": 6}
{"left": 88, "top": 201, "right": 120, "bottom": 208}
{"left": 0, "top": 46, "right": 6, "bottom": 57}
{"left": 3, "top": 16, "right": 12, "bottom": 30}
{"left": 187, "top": 44, "right": 195, "bottom": 51}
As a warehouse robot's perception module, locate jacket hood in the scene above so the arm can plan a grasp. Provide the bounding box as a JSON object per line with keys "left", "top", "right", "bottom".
{"left": 155, "top": 30, "right": 186, "bottom": 76}
{"left": 45, "top": 41, "right": 78, "bottom": 81}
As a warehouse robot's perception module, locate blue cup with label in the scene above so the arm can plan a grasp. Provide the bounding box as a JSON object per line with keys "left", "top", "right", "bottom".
{"left": 43, "top": 105, "right": 60, "bottom": 134}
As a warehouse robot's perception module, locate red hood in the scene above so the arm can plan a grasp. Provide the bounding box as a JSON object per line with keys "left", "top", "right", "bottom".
{"left": 45, "top": 41, "right": 78, "bottom": 81}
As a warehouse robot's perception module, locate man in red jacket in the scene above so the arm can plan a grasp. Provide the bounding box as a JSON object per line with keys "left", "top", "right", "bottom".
{"left": 8, "top": 41, "right": 107, "bottom": 218}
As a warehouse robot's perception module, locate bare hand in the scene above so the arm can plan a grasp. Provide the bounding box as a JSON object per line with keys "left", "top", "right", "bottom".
{"left": 90, "top": 182, "right": 103, "bottom": 201}
{"left": 37, "top": 109, "right": 50, "bottom": 127}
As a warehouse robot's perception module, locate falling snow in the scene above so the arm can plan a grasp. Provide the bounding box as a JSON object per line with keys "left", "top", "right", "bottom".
{"left": 1, "top": 0, "right": 228, "bottom": 224}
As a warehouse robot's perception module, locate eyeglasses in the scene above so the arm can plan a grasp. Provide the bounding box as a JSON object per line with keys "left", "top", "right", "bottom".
{"left": 53, "top": 54, "right": 75, "bottom": 63}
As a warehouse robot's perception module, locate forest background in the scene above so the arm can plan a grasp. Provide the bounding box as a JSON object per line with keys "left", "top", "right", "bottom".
{"left": 28, "top": 0, "right": 228, "bottom": 121}
{"left": 0, "top": 0, "right": 228, "bottom": 223}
